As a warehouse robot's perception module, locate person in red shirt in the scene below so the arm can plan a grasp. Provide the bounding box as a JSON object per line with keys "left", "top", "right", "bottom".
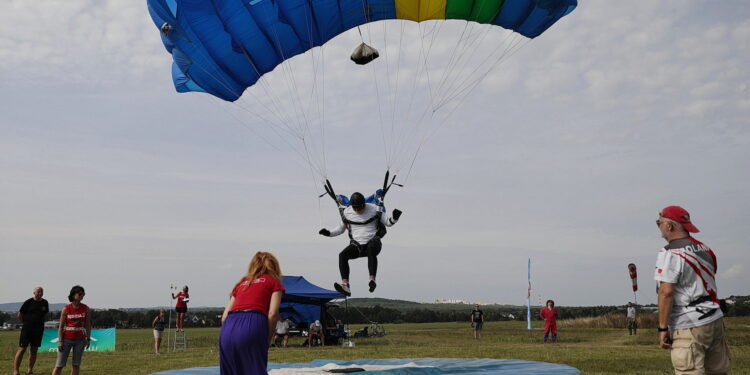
{"left": 540, "top": 299, "right": 558, "bottom": 343}
{"left": 220, "top": 252, "right": 284, "bottom": 375}
{"left": 172, "top": 286, "right": 189, "bottom": 332}
{"left": 52, "top": 285, "right": 92, "bottom": 375}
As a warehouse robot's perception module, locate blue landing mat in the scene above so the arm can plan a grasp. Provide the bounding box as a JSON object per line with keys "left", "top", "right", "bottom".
{"left": 151, "top": 357, "right": 580, "bottom": 374}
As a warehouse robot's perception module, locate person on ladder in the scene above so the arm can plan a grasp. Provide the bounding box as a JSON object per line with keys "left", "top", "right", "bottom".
{"left": 319, "top": 187, "right": 402, "bottom": 297}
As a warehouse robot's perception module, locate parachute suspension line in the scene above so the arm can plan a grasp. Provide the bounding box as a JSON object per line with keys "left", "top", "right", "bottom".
{"left": 430, "top": 21, "right": 471, "bottom": 110}
{"left": 431, "top": 0, "right": 497, "bottom": 108}
{"left": 262, "top": 11, "right": 326, "bottom": 179}
{"left": 433, "top": 29, "right": 519, "bottom": 110}
{"left": 233, "top": 49, "right": 303, "bottom": 137}
{"left": 179, "top": 45, "right": 305, "bottom": 146}
{"left": 364, "top": 21, "right": 390, "bottom": 170}
{"left": 167, "top": 27, "right": 329, "bottom": 180}
{"left": 393, "top": 22, "right": 513, "bottom": 176}
{"left": 357, "top": 26, "right": 365, "bottom": 43}
{"left": 208, "top": 97, "right": 313, "bottom": 172}
{"left": 432, "top": 23, "right": 494, "bottom": 109}
{"left": 319, "top": 46, "right": 328, "bottom": 178}
{"left": 435, "top": 34, "right": 529, "bottom": 111}
{"left": 389, "top": 20, "right": 449, "bottom": 174}
{"left": 387, "top": 20, "right": 407, "bottom": 166}
{"left": 389, "top": 21, "right": 438, "bottom": 168}
{"left": 407, "top": 36, "right": 531, "bottom": 178}
{"left": 378, "top": 19, "right": 396, "bottom": 168}
{"left": 391, "top": 20, "right": 449, "bottom": 173}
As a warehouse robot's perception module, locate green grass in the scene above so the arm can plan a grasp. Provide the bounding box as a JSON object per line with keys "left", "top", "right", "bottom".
{"left": 2, "top": 318, "right": 748, "bottom": 374}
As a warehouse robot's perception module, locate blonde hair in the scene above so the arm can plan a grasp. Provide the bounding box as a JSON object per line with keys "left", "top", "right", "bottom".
{"left": 235, "top": 251, "right": 282, "bottom": 291}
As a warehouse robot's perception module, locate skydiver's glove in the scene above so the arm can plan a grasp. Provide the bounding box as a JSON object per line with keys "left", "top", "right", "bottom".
{"left": 392, "top": 209, "right": 402, "bottom": 221}
{"left": 319, "top": 228, "right": 330, "bottom": 237}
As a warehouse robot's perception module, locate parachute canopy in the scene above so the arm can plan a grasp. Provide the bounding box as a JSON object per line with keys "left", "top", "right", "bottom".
{"left": 147, "top": 0, "right": 577, "bottom": 102}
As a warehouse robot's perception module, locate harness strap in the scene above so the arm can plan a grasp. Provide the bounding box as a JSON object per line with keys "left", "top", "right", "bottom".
{"left": 687, "top": 295, "right": 713, "bottom": 307}
{"left": 343, "top": 213, "right": 381, "bottom": 226}
{"left": 697, "top": 308, "right": 718, "bottom": 320}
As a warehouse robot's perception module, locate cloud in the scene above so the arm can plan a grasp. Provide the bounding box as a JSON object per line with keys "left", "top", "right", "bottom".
{"left": 721, "top": 264, "right": 744, "bottom": 279}
{"left": 0, "top": 0, "right": 163, "bottom": 87}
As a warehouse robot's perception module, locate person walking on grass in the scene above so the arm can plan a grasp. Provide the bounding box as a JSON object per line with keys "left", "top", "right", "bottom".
{"left": 470, "top": 304, "right": 484, "bottom": 339}
{"left": 273, "top": 316, "right": 291, "bottom": 348}
{"left": 172, "top": 286, "right": 189, "bottom": 332}
{"left": 220, "top": 252, "right": 284, "bottom": 375}
{"left": 152, "top": 309, "right": 167, "bottom": 354}
{"left": 13, "top": 286, "right": 48, "bottom": 375}
{"left": 654, "top": 206, "right": 731, "bottom": 374}
{"left": 626, "top": 302, "right": 638, "bottom": 335}
{"left": 52, "top": 285, "right": 91, "bottom": 375}
{"left": 540, "top": 299, "right": 558, "bottom": 343}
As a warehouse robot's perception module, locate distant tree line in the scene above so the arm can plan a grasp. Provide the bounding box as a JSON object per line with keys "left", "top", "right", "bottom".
{"left": 1, "top": 295, "right": 747, "bottom": 327}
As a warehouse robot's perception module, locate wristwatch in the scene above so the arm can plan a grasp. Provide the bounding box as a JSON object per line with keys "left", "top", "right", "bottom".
{"left": 657, "top": 326, "right": 669, "bottom": 332}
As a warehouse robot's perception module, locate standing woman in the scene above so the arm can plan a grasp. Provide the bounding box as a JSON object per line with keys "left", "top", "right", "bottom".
{"left": 220, "top": 252, "right": 284, "bottom": 375}
{"left": 152, "top": 309, "right": 167, "bottom": 354}
{"left": 52, "top": 285, "right": 91, "bottom": 375}
{"left": 172, "top": 286, "right": 189, "bottom": 332}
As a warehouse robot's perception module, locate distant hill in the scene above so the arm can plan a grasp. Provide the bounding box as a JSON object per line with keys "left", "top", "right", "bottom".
{"left": 0, "top": 302, "right": 67, "bottom": 312}
{"left": 344, "top": 298, "right": 522, "bottom": 311}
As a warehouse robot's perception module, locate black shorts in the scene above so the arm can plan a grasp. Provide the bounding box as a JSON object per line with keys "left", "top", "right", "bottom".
{"left": 19, "top": 326, "right": 44, "bottom": 348}
{"left": 175, "top": 307, "right": 187, "bottom": 314}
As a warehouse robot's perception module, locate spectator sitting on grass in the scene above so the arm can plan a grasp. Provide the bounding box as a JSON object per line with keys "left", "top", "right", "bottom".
{"left": 308, "top": 320, "right": 325, "bottom": 347}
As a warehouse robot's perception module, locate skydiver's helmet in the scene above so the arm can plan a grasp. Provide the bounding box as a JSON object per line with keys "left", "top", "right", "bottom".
{"left": 350, "top": 192, "right": 365, "bottom": 211}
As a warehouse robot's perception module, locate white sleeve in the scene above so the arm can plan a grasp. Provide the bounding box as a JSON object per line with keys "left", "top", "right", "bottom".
{"left": 654, "top": 250, "right": 681, "bottom": 284}
{"left": 381, "top": 210, "right": 397, "bottom": 227}
{"left": 329, "top": 222, "right": 346, "bottom": 237}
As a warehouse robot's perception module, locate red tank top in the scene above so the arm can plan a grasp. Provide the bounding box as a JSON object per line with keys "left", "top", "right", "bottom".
{"left": 175, "top": 292, "right": 189, "bottom": 308}
{"left": 63, "top": 303, "right": 89, "bottom": 340}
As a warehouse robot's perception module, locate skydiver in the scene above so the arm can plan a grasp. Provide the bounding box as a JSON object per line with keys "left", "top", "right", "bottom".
{"left": 318, "top": 192, "right": 402, "bottom": 296}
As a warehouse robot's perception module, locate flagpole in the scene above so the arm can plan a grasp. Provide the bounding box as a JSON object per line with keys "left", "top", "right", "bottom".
{"left": 527, "top": 258, "right": 532, "bottom": 330}
{"left": 167, "top": 284, "right": 174, "bottom": 352}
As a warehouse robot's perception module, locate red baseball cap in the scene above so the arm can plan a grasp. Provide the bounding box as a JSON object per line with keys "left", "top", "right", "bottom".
{"left": 660, "top": 206, "right": 699, "bottom": 233}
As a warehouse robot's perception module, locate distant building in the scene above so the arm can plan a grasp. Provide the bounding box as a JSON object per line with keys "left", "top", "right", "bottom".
{"left": 434, "top": 299, "right": 471, "bottom": 304}
{"left": 44, "top": 320, "right": 59, "bottom": 329}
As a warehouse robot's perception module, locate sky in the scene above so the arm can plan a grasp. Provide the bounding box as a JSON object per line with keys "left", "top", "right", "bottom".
{"left": 1, "top": 1, "right": 749, "bottom": 309}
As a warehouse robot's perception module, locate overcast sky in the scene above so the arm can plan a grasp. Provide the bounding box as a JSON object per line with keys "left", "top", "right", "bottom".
{"left": 1, "top": 1, "right": 748, "bottom": 309}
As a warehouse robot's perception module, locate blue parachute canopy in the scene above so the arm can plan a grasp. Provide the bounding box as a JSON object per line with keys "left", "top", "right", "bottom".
{"left": 147, "top": 0, "right": 577, "bottom": 101}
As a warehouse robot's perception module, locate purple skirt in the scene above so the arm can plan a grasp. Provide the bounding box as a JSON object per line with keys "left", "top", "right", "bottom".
{"left": 219, "top": 310, "right": 269, "bottom": 375}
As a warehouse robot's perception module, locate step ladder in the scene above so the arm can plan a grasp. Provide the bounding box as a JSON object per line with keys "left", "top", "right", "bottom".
{"left": 173, "top": 330, "right": 187, "bottom": 352}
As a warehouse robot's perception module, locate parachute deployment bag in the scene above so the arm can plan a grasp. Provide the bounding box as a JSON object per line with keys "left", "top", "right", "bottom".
{"left": 351, "top": 43, "right": 379, "bottom": 65}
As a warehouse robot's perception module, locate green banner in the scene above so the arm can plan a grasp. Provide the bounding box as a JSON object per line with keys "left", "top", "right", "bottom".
{"left": 40, "top": 328, "right": 116, "bottom": 352}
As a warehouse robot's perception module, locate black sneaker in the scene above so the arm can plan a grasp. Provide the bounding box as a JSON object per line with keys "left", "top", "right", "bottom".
{"left": 369, "top": 280, "right": 377, "bottom": 293}
{"left": 334, "top": 282, "right": 351, "bottom": 297}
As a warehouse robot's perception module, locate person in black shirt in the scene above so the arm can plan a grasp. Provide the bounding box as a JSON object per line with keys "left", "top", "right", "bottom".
{"left": 13, "top": 286, "right": 49, "bottom": 375}
{"left": 471, "top": 304, "right": 484, "bottom": 339}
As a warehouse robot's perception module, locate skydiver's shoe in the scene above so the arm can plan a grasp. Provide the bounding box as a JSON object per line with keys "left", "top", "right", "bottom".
{"left": 369, "top": 280, "right": 377, "bottom": 293}
{"left": 334, "top": 282, "right": 351, "bottom": 297}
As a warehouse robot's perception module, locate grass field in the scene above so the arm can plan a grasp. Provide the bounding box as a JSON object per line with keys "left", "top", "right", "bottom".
{"left": 2, "top": 318, "right": 748, "bottom": 374}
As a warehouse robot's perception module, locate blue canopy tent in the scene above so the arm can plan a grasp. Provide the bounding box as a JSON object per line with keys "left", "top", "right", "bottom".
{"left": 280, "top": 276, "right": 344, "bottom": 328}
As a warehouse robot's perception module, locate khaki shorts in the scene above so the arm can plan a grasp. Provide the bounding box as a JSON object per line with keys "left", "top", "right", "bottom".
{"left": 670, "top": 318, "right": 731, "bottom": 375}
{"left": 154, "top": 329, "right": 163, "bottom": 339}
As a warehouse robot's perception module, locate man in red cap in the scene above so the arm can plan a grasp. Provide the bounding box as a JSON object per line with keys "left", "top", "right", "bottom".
{"left": 654, "top": 206, "right": 731, "bottom": 374}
